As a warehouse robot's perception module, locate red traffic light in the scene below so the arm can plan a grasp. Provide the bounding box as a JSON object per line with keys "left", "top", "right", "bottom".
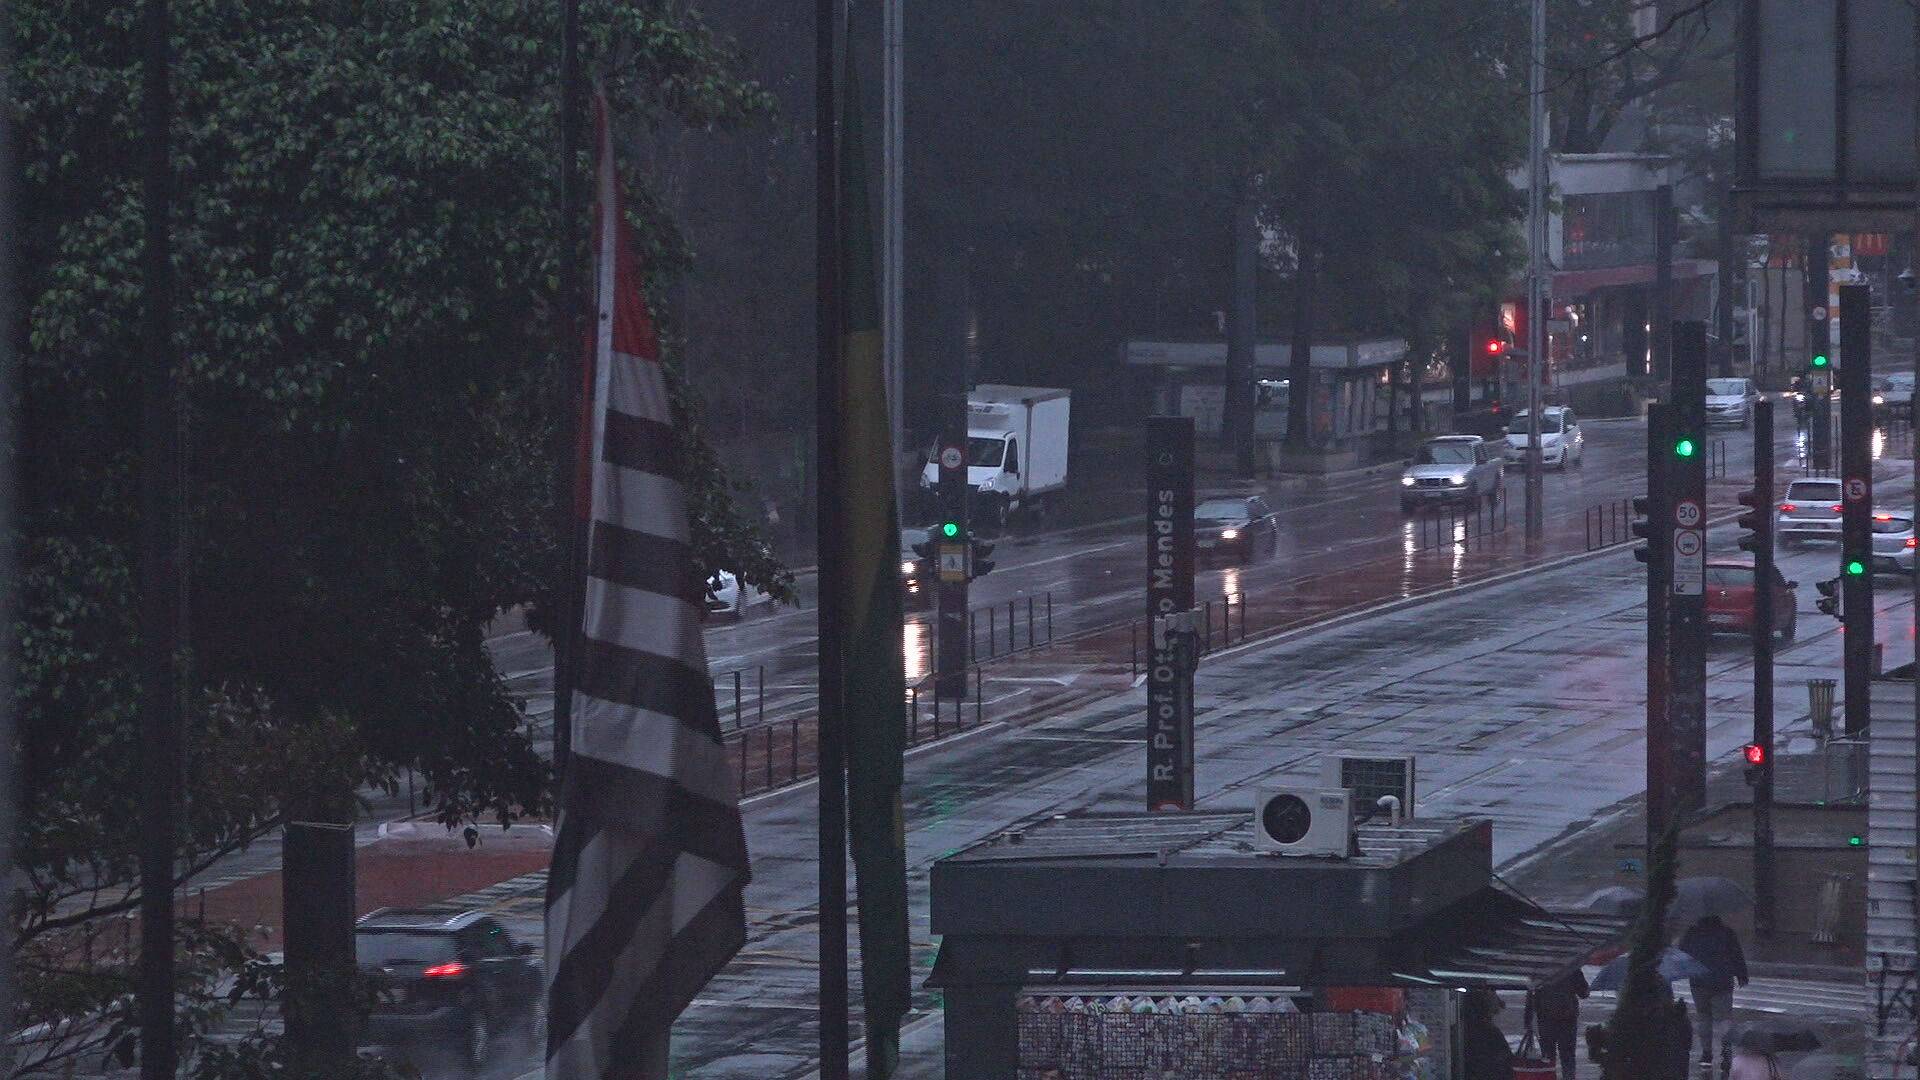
{"left": 1742, "top": 743, "right": 1767, "bottom": 766}
{"left": 1484, "top": 339, "right": 1506, "bottom": 356}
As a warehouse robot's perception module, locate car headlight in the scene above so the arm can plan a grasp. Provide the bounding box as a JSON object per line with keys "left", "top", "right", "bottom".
{"left": 901, "top": 560, "right": 917, "bottom": 576}
{"left": 1400, "top": 476, "right": 1416, "bottom": 487}
{"left": 1220, "top": 528, "right": 1240, "bottom": 541}
{"left": 1448, "top": 474, "right": 1468, "bottom": 486}
{"left": 1875, "top": 395, "right": 1886, "bottom": 405}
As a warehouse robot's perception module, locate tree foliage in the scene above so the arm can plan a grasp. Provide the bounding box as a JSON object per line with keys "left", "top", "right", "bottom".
{"left": 904, "top": 0, "right": 1529, "bottom": 429}
{"left": 12, "top": 0, "right": 772, "bottom": 1071}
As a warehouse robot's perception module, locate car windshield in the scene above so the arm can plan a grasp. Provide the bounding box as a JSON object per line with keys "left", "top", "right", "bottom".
{"left": 1873, "top": 516, "right": 1914, "bottom": 535}
{"left": 1194, "top": 499, "right": 1247, "bottom": 521}
{"left": 1888, "top": 373, "right": 1916, "bottom": 390}
{"left": 1507, "top": 413, "right": 1562, "bottom": 435}
{"left": 966, "top": 437, "right": 1004, "bottom": 467}
{"left": 1705, "top": 379, "right": 1748, "bottom": 396}
{"left": 1787, "top": 481, "right": 1842, "bottom": 503}
{"left": 1416, "top": 442, "right": 1476, "bottom": 465}
{"left": 1704, "top": 566, "right": 1754, "bottom": 587}
{"left": 356, "top": 932, "right": 456, "bottom": 966}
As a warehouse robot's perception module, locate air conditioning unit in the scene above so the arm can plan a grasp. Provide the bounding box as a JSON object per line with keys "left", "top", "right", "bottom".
{"left": 1320, "top": 756, "right": 1417, "bottom": 822}
{"left": 1253, "top": 788, "right": 1353, "bottom": 857}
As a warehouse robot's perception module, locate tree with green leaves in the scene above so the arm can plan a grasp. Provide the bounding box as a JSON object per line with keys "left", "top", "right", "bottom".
{"left": 12, "top": 0, "right": 779, "bottom": 1072}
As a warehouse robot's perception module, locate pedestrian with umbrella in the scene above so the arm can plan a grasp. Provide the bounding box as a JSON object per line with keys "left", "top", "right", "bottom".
{"left": 1726, "top": 1026, "right": 1784, "bottom": 1080}
{"left": 1677, "top": 913, "right": 1750, "bottom": 1067}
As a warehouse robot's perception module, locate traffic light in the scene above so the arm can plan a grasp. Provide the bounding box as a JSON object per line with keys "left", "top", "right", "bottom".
{"left": 1736, "top": 486, "right": 1770, "bottom": 554}
{"left": 1845, "top": 558, "right": 1867, "bottom": 577}
{"left": 939, "top": 520, "right": 961, "bottom": 540}
{"left": 1674, "top": 437, "right": 1697, "bottom": 458}
{"left": 1811, "top": 352, "right": 1830, "bottom": 369}
{"left": 969, "top": 536, "right": 995, "bottom": 578}
{"left": 1632, "top": 494, "right": 1654, "bottom": 564}
{"left": 1483, "top": 338, "right": 1507, "bottom": 358}
{"left": 1742, "top": 743, "right": 1768, "bottom": 785}
{"left": 1815, "top": 576, "right": 1842, "bottom": 619}
{"left": 910, "top": 533, "right": 937, "bottom": 562}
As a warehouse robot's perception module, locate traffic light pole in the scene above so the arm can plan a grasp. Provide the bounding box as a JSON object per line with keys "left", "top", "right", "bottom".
{"left": 1807, "top": 235, "right": 1833, "bottom": 470}
{"left": 1670, "top": 322, "right": 1709, "bottom": 818}
{"left": 1839, "top": 283, "right": 1873, "bottom": 736}
{"left": 935, "top": 391, "right": 970, "bottom": 701}
{"left": 1746, "top": 401, "right": 1776, "bottom": 937}
{"left": 1643, "top": 404, "right": 1674, "bottom": 850}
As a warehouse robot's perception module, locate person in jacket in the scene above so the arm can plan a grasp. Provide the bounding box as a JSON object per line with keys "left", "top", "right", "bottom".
{"left": 1463, "top": 989, "right": 1514, "bottom": 1080}
{"left": 1677, "top": 915, "right": 1751, "bottom": 1065}
{"left": 1529, "top": 968, "right": 1591, "bottom": 1080}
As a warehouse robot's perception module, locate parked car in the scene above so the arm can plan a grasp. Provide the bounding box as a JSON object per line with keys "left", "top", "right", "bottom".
{"left": 1193, "top": 494, "right": 1278, "bottom": 560}
{"left": 1775, "top": 478, "right": 1844, "bottom": 546}
{"left": 1874, "top": 373, "right": 1915, "bottom": 422}
{"left": 1704, "top": 377, "right": 1761, "bottom": 427}
{"left": 1871, "top": 510, "right": 1917, "bottom": 574}
{"left": 1502, "top": 406, "right": 1584, "bottom": 469}
{"left": 1704, "top": 561, "right": 1798, "bottom": 642}
{"left": 356, "top": 907, "right": 543, "bottom": 1074}
{"left": 705, "top": 569, "right": 771, "bottom": 621}
{"left": 1400, "top": 436, "right": 1504, "bottom": 512}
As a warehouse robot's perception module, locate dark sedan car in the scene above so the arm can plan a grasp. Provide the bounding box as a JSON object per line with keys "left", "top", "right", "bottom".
{"left": 1194, "top": 495, "right": 1278, "bottom": 560}
{"left": 356, "top": 907, "right": 542, "bottom": 1074}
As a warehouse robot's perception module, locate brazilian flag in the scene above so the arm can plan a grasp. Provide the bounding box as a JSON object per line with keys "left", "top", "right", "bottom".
{"left": 838, "top": 44, "right": 910, "bottom": 1080}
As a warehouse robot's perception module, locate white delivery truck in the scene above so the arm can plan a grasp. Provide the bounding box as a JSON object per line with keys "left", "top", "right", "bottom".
{"left": 920, "top": 384, "right": 1071, "bottom": 527}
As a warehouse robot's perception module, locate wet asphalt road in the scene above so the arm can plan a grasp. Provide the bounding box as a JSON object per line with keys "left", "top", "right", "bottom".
{"left": 483, "top": 421, "right": 1918, "bottom": 1080}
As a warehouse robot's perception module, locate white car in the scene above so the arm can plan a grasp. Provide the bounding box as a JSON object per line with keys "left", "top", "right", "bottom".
{"left": 1874, "top": 373, "right": 1914, "bottom": 421}
{"left": 1502, "top": 407, "right": 1583, "bottom": 470}
{"left": 1775, "top": 478, "right": 1843, "bottom": 546}
{"left": 705, "top": 570, "right": 772, "bottom": 621}
{"left": 1705, "top": 377, "right": 1760, "bottom": 427}
{"left": 1871, "top": 510, "right": 1916, "bottom": 575}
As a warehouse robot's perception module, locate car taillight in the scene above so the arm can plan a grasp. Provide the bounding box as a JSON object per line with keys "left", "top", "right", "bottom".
{"left": 422, "top": 962, "right": 468, "bottom": 980}
{"left": 1907, "top": 538, "right": 1916, "bottom": 549}
{"left": 1832, "top": 505, "right": 1844, "bottom": 514}
{"left": 1877, "top": 514, "right": 1895, "bottom": 521}
{"left": 1779, "top": 503, "right": 1796, "bottom": 512}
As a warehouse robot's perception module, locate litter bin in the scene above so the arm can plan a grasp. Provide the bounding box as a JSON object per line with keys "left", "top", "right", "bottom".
{"left": 1808, "top": 677, "right": 1837, "bottom": 738}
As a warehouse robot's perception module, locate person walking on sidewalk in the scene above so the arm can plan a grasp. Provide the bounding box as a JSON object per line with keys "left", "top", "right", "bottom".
{"left": 1677, "top": 914, "right": 1750, "bottom": 1065}
{"left": 1528, "top": 968, "right": 1590, "bottom": 1080}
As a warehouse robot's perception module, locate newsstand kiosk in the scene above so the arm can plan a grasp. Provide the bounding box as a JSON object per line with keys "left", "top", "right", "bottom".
{"left": 927, "top": 813, "right": 1626, "bottom": 1080}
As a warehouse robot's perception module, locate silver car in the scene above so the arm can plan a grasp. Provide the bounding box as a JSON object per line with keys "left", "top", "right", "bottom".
{"left": 1502, "top": 406, "right": 1584, "bottom": 469}
{"left": 1871, "top": 510, "right": 1916, "bottom": 574}
{"left": 1400, "top": 435, "right": 1504, "bottom": 511}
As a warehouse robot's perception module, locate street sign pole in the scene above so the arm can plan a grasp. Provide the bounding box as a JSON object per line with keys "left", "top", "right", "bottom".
{"left": 1750, "top": 400, "right": 1776, "bottom": 937}
{"left": 1670, "top": 323, "right": 1709, "bottom": 817}
{"left": 1145, "top": 416, "right": 1196, "bottom": 811}
{"left": 935, "top": 393, "right": 970, "bottom": 701}
{"left": 1839, "top": 283, "right": 1874, "bottom": 735}
{"left": 1808, "top": 239, "right": 1833, "bottom": 470}
{"left": 1645, "top": 404, "right": 1675, "bottom": 850}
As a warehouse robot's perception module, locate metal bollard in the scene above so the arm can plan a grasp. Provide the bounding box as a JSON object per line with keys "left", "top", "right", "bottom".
{"left": 1808, "top": 677, "right": 1837, "bottom": 739}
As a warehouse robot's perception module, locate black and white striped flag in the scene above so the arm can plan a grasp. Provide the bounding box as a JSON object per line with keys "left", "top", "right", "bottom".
{"left": 544, "top": 92, "right": 750, "bottom": 1080}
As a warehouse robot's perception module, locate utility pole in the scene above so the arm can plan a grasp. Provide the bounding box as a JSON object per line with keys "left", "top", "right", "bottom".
{"left": 1669, "top": 323, "right": 1709, "bottom": 818}
{"left": 1523, "top": 0, "right": 1546, "bottom": 541}
{"left": 934, "top": 392, "right": 970, "bottom": 701}
{"left": 136, "top": 0, "right": 182, "bottom": 1071}
{"left": 1638, "top": 405, "right": 1674, "bottom": 849}
{"left": 882, "top": 0, "right": 904, "bottom": 504}
{"left": 1652, "top": 185, "right": 1675, "bottom": 383}
{"left": 1807, "top": 235, "right": 1833, "bottom": 469}
{"left": 1739, "top": 402, "right": 1776, "bottom": 936}
{"left": 1838, "top": 283, "right": 1873, "bottom": 736}
{"left": 1716, "top": 188, "right": 1737, "bottom": 378}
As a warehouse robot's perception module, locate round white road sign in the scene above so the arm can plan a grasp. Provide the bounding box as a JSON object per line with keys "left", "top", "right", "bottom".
{"left": 940, "top": 445, "right": 964, "bottom": 470}
{"left": 1674, "top": 500, "right": 1702, "bottom": 527}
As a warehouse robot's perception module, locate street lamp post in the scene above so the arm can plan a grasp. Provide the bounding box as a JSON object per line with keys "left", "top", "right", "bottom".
{"left": 1523, "top": 0, "right": 1546, "bottom": 540}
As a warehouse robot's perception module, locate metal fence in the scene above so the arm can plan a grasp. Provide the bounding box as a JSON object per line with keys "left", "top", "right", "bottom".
{"left": 1405, "top": 496, "right": 1508, "bottom": 553}
{"left": 1584, "top": 498, "right": 1636, "bottom": 552}
{"left": 969, "top": 593, "right": 1054, "bottom": 663}
{"left": 1706, "top": 438, "right": 1730, "bottom": 481}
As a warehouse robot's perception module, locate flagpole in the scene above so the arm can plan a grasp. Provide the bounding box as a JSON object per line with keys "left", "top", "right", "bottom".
{"left": 553, "top": 0, "right": 584, "bottom": 775}
{"left": 815, "top": 1, "right": 852, "bottom": 1078}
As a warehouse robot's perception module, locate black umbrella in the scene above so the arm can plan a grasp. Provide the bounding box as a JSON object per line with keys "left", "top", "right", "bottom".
{"left": 1732, "top": 1018, "right": 1823, "bottom": 1055}
{"left": 1670, "top": 876, "right": 1752, "bottom": 928}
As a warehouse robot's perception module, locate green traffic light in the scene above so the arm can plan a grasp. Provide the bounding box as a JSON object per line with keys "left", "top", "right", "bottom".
{"left": 1812, "top": 353, "right": 1829, "bottom": 367}
{"left": 941, "top": 521, "right": 960, "bottom": 538}
{"left": 1847, "top": 559, "right": 1866, "bottom": 575}
{"left": 1674, "top": 438, "right": 1696, "bottom": 458}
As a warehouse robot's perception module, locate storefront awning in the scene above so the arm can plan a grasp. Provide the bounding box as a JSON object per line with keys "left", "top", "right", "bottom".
{"left": 1393, "top": 888, "right": 1630, "bottom": 990}
{"left": 1551, "top": 259, "right": 1717, "bottom": 299}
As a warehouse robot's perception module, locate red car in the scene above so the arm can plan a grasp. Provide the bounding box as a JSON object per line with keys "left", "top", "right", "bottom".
{"left": 1704, "top": 560, "right": 1798, "bottom": 641}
